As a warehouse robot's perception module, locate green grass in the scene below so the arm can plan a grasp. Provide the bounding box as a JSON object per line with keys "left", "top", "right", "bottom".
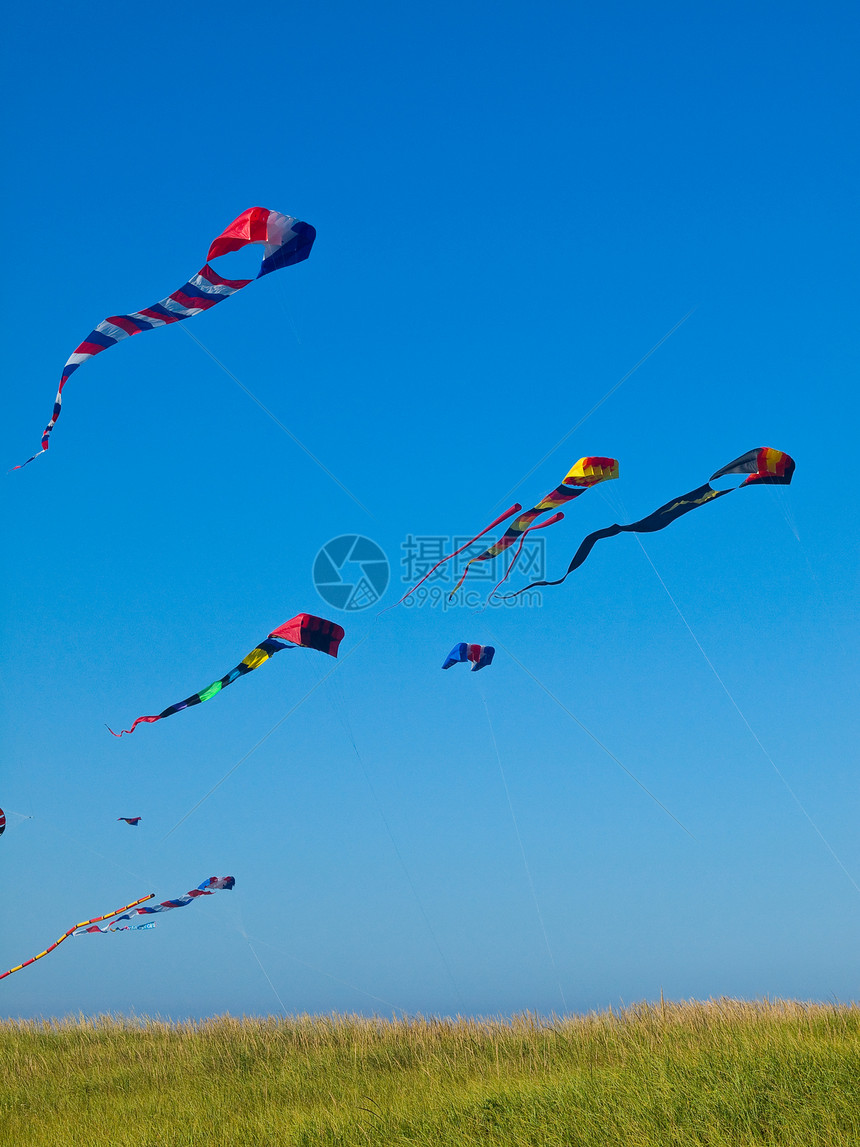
{"left": 2, "top": 1000, "right": 859, "bottom": 1145}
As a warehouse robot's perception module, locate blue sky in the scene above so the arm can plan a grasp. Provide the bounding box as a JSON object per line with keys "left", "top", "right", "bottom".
{"left": 2, "top": 0, "right": 858, "bottom": 1018}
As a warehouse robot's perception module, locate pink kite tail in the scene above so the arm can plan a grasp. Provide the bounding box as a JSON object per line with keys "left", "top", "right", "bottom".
{"left": 379, "top": 503, "right": 523, "bottom": 613}
{"left": 450, "top": 511, "right": 564, "bottom": 600}
{"left": 486, "top": 513, "right": 565, "bottom": 601}
{"left": 105, "top": 716, "right": 161, "bottom": 737}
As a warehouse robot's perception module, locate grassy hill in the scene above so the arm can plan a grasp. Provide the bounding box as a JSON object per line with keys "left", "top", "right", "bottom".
{"left": 2, "top": 1000, "right": 859, "bottom": 1145}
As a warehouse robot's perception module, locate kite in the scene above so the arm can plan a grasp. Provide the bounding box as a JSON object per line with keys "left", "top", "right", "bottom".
{"left": 393, "top": 458, "right": 619, "bottom": 606}
{"left": 75, "top": 877, "right": 236, "bottom": 935}
{"left": 0, "top": 808, "right": 4, "bottom": 838}
{"left": 108, "top": 614, "right": 345, "bottom": 736}
{"left": 504, "top": 448, "right": 795, "bottom": 596}
{"left": 15, "top": 206, "right": 316, "bottom": 468}
{"left": 452, "top": 457, "right": 620, "bottom": 599}
{"left": 0, "top": 893, "right": 154, "bottom": 980}
{"left": 117, "top": 817, "right": 141, "bottom": 826}
{"left": 442, "top": 643, "right": 495, "bottom": 671}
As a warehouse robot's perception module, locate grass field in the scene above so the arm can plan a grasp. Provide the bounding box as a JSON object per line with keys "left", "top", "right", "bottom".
{"left": 1, "top": 999, "right": 859, "bottom": 1145}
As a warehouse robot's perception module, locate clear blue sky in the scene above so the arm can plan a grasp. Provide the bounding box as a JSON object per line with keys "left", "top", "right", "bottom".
{"left": 2, "top": 0, "right": 858, "bottom": 1019}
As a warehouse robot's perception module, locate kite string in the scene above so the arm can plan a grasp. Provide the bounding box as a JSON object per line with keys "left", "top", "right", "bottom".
{"left": 491, "top": 307, "right": 696, "bottom": 511}
{"left": 766, "top": 488, "right": 855, "bottom": 669}
{"left": 379, "top": 503, "right": 523, "bottom": 615}
{"left": 242, "top": 930, "right": 405, "bottom": 1015}
{"left": 31, "top": 812, "right": 160, "bottom": 889}
{"left": 323, "top": 675, "right": 467, "bottom": 1013}
{"left": 485, "top": 628, "right": 696, "bottom": 839}
{"left": 226, "top": 891, "right": 403, "bottom": 1015}
{"left": 0, "top": 810, "right": 34, "bottom": 830}
{"left": 245, "top": 935, "right": 290, "bottom": 1017}
{"left": 160, "top": 636, "right": 369, "bottom": 843}
{"left": 230, "top": 902, "right": 288, "bottom": 1016}
{"left": 178, "top": 325, "right": 375, "bottom": 519}
{"left": 479, "top": 687, "right": 568, "bottom": 1013}
{"left": 484, "top": 514, "right": 565, "bottom": 605}
{"left": 633, "top": 536, "right": 860, "bottom": 898}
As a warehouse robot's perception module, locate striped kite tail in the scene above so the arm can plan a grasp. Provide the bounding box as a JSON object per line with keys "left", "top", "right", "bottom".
{"left": 0, "top": 893, "right": 154, "bottom": 981}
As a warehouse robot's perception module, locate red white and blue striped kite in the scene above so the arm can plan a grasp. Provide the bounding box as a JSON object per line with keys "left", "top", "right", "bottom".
{"left": 107, "top": 613, "right": 344, "bottom": 737}
{"left": 15, "top": 207, "right": 315, "bottom": 468}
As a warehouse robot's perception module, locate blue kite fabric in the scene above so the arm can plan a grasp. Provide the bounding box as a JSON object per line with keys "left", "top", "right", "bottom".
{"left": 15, "top": 207, "right": 315, "bottom": 468}
{"left": 442, "top": 643, "right": 495, "bottom": 672}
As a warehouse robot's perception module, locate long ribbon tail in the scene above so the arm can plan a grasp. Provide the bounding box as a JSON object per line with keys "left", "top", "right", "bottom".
{"left": 486, "top": 512, "right": 565, "bottom": 600}
{"left": 102, "top": 877, "right": 235, "bottom": 928}
{"left": 106, "top": 638, "right": 285, "bottom": 737}
{"left": 449, "top": 510, "right": 566, "bottom": 600}
{"left": 9, "top": 449, "right": 46, "bottom": 472}
{"left": 0, "top": 893, "right": 154, "bottom": 980}
{"left": 381, "top": 503, "right": 522, "bottom": 612}
{"left": 13, "top": 269, "right": 249, "bottom": 471}
{"left": 502, "top": 481, "right": 735, "bottom": 600}
{"left": 106, "top": 716, "right": 161, "bottom": 738}
{"left": 503, "top": 523, "right": 625, "bottom": 598}
{"left": 448, "top": 557, "right": 477, "bottom": 598}
{"left": 12, "top": 208, "right": 315, "bottom": 469}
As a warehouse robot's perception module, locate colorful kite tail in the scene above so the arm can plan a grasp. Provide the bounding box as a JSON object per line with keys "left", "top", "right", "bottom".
{"left": 501, "top": 448, "right": 796, "bottom": 599}
{"left": 382, "top": 503, "right": 523, "bottom": 612}
{"left": 76, "top": 921, "right": 157, "bottom": 933}
{"left": 446, "top": 507, "right": 564, "bottom": 599}
{"left": 106, "top": 617, "right": 339, "bottom": 738}
{"left": 501, "top": 522, "right": 626, "bottom": 599}
{"left": 448, "top": 459, "right": 619, "bottom": 598}
{"left": 107, "top": 877, "right": 235, "bottom": 928}
{"left": 0, "top": 893, "right": 154, "bottom": 981}
{"left": 470, "top": 512, "right": 565, "bottom": 601}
